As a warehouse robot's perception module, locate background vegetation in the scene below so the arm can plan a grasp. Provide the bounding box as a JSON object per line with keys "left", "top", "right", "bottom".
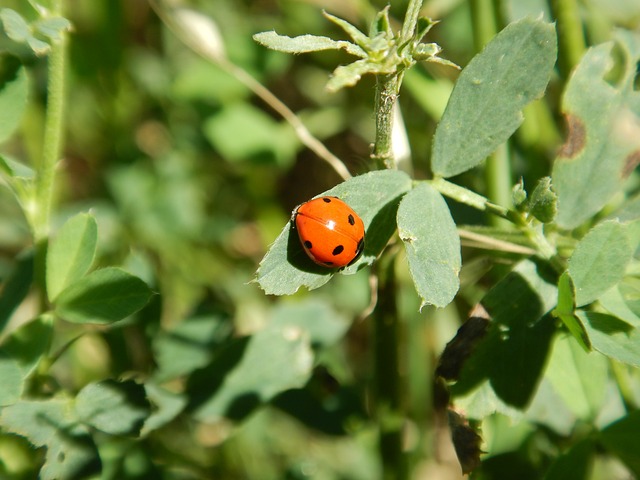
{"left": 1, "top": 0, "right": 640, "bottom": 479}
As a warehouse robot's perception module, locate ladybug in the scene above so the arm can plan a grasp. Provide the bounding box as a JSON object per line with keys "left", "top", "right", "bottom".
{"left": 293, "top": 196, "right": 365, "bottom": 268}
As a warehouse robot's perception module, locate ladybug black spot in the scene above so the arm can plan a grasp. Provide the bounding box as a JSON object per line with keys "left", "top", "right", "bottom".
{"left": 322, "top": 197, "right": 331, "bottom": 203}
{"left": 348, "top": 214, "right": 355, "bottom": 225}
{"left": 304, "top": 240, "right": 313, "bottom": 249}
{"left": 332, "top": 245, "right": 344, "bottom": 256}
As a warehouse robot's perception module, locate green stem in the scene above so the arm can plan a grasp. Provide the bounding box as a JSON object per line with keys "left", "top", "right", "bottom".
{"left": 372, "top": 74, "right": 401, "bottom": 169}
{"left": 430, "top": 178, "right": 560, "bottom": 263}
{"left": 34, "top": 0, "right": 68, "bottom": 305}
{"left": 373, "top": 248, "right": 407, "bottom": 480}
{"left": 548, "top": 0, "right": 586, "bottom": 81}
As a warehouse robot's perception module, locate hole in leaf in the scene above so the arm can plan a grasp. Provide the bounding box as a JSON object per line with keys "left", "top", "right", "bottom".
{"left": 603, "top": 42, "right": 626, "bottom": 88}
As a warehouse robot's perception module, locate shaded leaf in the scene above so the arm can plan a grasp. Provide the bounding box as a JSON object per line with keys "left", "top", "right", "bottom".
{"left": 432, "top": 17, "right": 557, "bottom": 177}
{"left": 452, "top": 259, "right": 558, "bottom": 408}
{"left": 152, "top": 314, "right": 232, "bottom": 382}
{"left": 397, "top": 182, "right": 461, "bottom": 308}
{"left": 54, "top": 267, "right": 153, "bottom": 324}
{"left": 1, "top": 315, "right": 53, "bottom": 378}
{"left": 568, "top": 220, "right": 632, "bottom": 307}
{"left": 544, "top": 439, "right": 595, "bottom": 480}
{"left": 75, "top": 380, "right": 150, "bottom": 436}
{"left": 256, "top": 170, "right": 412, "bottom": 295}
{"left": 545, "top": 335, "right": 607, "bottom": 421}
{"left": 141, "top": 383, "right": 188, "bottom": 436}
{"left": 190, "top": 325, "right": 314, "bottom": 422}
{"left": 600, "top": 411, "right": 640, "bottom": 477}
{"left": 0, "top": 250, "right": 33, "bottom": 332}
{"left": 553, "top": 272, "right": 590, "bottom": 350}
{"left": 269, "top": 300, "right": 350, "bottom": 349}
{"left": 46, "top": 213, "right": 98, "bottom": 302}
{"left": 553, "top": 31, "right": 640, "bottom": 229}
{"left": 0, "top": 398, "right": 96, "bottom": 480}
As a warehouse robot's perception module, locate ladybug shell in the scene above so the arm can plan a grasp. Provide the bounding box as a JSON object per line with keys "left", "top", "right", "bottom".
{"left": 294, "top": 196, "right": 365, "bottom": 268}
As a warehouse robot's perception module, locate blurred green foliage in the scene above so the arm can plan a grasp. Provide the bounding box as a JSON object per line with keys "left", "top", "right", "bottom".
{"left": 1, "top": 0, "right": 640, "bottom": 479}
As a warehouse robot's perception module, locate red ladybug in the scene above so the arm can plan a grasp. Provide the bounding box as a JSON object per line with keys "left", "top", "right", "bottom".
{"left": 293, "top": 196, "right": 365, "bottom": 268}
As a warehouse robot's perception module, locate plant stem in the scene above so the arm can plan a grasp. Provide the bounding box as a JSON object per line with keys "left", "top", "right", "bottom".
{"left": 373, "top": 248, "right": 407, "bottom": 480}
{"left": 470, "top": 0, "right": 512, "bottom": 227}
{"left": 372, "top": 74, "right": 401, "bottom": 169}
{"left": 548, "top": 0, "right": 586, "bottom": 81}
{"left": 150, "top": 0, "right": 352, "bottom": 181}
{"left": 34, "top": 0, "right": 68, "bottom": 305}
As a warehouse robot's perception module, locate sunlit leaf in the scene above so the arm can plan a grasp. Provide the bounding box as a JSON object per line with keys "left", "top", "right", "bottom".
{"left": 553, "top": 31, "right": 640, "bottom": 229}
{"left": 397, "top": 182, "right": 461, "bottom": 308}
{"left": 568, "top": 220, "right": 632, "bottom": 307}
{"left": 256, "top": 169, "right": 412, "bottom": 295}
{"left": 46, "top": 213, "right": 97, "bottom": 302}
{"left": 0, "top": 60, "right": 29, "bottom": 144}
{"left": 253, "top": 30, "right": 365, "bottom": 58}
{"left": 432, "top": 17, "right": 557, "bottom": 177}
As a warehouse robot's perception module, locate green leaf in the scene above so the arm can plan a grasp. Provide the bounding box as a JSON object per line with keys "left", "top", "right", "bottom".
{"left": 568, "top": 220, "right": 632, "bottom": 307}
{"left": 46, "top": 213, "right": 98, "bottom": 302}
{"left": 397, "top": 182, "right": 461, "bottom": 308}
{"left": 553, "top": 272, "right": 590, "bottom": 350}
{"left": 545, "top": 335, "right": 607, "bottom": 421}
{"left": 600, "top": 411, "right": 640, "bottom": 477}
{"left": 0, "top": 9, "right": 30, "bottom": 42}
{"left": 599, "top": 278, "right": 640, "bottom": 328}
{"left": 152, "top": 314, "right": 232, "bottom": 382}
{"left": 579, "top": 311, "right": 640, "bottom": 366}
{"left": 431, "top": 17, "right": 557, "bottom": 177}
{"left": 0, "top": 250, "right": 33, "bottom": 333}
{"left": 190, "top": 325, "right": 314, "bottom": 422}
{"left": 203, "top": 103, "right": 298, "bottom": 166}
{"left": 253, "top": 30, "right": 365, "bottom": 58}
{"left": 0, "top": 8, "right": 50, "bottom": 55}
{"left": 54, "top": 267, "right": 153, "bottom": 324}
{"left": 553, "top": 31, "right": 640, "bottom": 229}
{"left": 75, "top": 380, "right": 150, "bottom": 436}
{"left": 0, "top": 352, "right": 23, "bottom": 406}
{"left": 269, "top": 299, "right": 350, "bottom": 348}
{"left": 140, "top": 383, "right": 187, "bottom": 436}
{"left": 322, "top": 11, "right": 370, "bottom": 50}
{"left": 1, "top": 315, "right": 53, "bottom": 378}
{"left": 528, "top": 176, "right": 557, "bottom": 223}
{"left": 0, "top": 60, "right": 29, "bottom": 144}
{"left": 326, "top": 58, "right": 393, "bottom": 92}
{"left": 255, "top": 169, "right": 412, "bottom": 295}
{"left": 544, "top": 439, "right": 595, "bottom": 480}
{"left": 452, "top": 259, "right": 558, "bottom": 408}
{"left": 0, "top": 398, "right": 95, "bottom": 480}
{"left": 33, "top": 16, "right": 71, "bottom": 41}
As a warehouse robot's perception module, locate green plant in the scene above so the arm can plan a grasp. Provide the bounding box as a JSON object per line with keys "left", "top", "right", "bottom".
{"left": 1, "top": 0, "right": 640, "bottom": 479}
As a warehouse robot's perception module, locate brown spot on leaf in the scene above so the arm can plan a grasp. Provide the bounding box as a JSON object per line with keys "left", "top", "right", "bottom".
{"left": 622, "top": 150, "right": 640, "bottom": 178}
{"left": 558, "top": 114, "right": 586, "bottom": 159}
